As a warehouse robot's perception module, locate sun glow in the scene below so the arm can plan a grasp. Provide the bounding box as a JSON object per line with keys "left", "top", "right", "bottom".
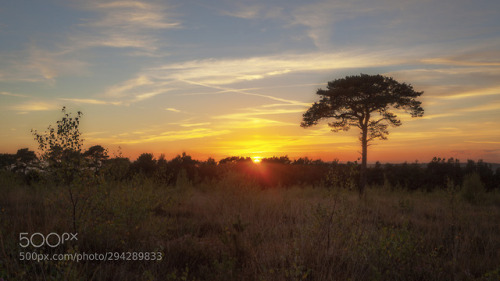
{"left": 252, "top": 156, "right": 262, "bottom": 163}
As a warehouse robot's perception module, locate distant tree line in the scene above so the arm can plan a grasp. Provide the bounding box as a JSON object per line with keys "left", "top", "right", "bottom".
{"left": 367, "top": 157, "right": 499, "bottom": 191}
{"left": 1, "top": 148, "right": 499, "bottom": 191}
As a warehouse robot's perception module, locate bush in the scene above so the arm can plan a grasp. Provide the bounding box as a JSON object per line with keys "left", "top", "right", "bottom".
{"left": 461, "top": 173, "right": 486, "bottom": 204}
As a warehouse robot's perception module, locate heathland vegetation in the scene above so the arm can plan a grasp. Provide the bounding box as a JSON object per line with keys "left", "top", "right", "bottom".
{"left": 1, "top": 154, "right": 500, "bottom": 280}
{"left": 1, "top": 107, "right": 500, "bottom": 280}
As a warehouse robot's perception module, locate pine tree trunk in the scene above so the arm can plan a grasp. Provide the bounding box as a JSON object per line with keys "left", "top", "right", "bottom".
{"left": 359, "top": 127, "right": 368, "bottom": 197}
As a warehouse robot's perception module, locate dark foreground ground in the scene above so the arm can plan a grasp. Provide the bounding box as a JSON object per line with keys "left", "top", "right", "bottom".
{"left": 1, "top": 173, "right": 500, "bottom": 281}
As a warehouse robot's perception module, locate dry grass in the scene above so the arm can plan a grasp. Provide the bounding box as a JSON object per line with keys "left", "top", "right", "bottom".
{"left": 1, "top": 175, "right": 500, "bottom": 280}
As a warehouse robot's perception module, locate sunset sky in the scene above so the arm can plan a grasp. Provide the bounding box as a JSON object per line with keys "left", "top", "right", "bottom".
{"left": 1, "top": 0, "right": 499, "bottom": 163}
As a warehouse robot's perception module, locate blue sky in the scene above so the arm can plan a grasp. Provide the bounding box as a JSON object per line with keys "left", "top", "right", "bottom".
{"left": 1, "top": 0, "right": 499, "bottom": 162}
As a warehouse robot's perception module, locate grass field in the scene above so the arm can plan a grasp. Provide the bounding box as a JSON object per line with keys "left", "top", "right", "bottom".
{"left": 1, "top": 172, "right": 500, "bottom": 281}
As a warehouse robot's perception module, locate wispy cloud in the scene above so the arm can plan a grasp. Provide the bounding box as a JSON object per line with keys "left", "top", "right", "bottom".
{"left": 98, "top": 49, "right": 410, "bottom": 106}
{"left": 103, "top": 51, "right": 373, "bottom": 106}
{"left": 98, "top": 48, "right": 421, "bottom": 108}
{"left": 133, "top": 90, "right": 166, "bottom": 102}
{"left": 422, "top": 58, "right": 500, "bottom": 67}
{"left": 71, "top": 0, "right": 180, "bottom": 53}
{"left": 11, "top": 101, "right": 61, "bottom": 112}
{"left": 218, "top": 3, "right": 284, "bottom": 20}
{"left": 465, "top": 141, "right": 500, "bottom": 144}
{"left": 217, "top": 1, "right": 389, "bottom": 49}
{"left": 0, "top": 0, "right": 180, "bottom": 84}
{"left": 150, "top": 51, "right": 398, "bottom": 85}
{"left": 165, "top": 107, "right": 182, "bottom": 113}
{"left": 421, "top": 43, "right": 500, "bottom": 67}
{"left": 214, "top": 108, "right": 305, "bottom": 120}
{"left": 386, "top": 53, "right": 500, "bottom": 100}
{"left": 395, "top": 112, "right": 459, "bottom": 122}
{"left": 58, "top": 98, "right": 121, "bottom": 105}
{"left": 178, "top": 79, "right": 309, "bottom": 106}
{"left": 113, "top": 128, "right": 230, "bottom": 144}
{"left": 289, "top": 2, "right": 342, "bottom": 49}
{"left": 180, "top": 122, "right": 211, "bottom": 127}
{"left": 88, "top": 1, "right": 180, "bottom": 29}
{"left": 0, "top": 45, "right": 89, "bottom": 82}
{"left": 459, "top": 101, "right": 500, "bottom": 113}
{"left": 104, "top": 75, "right": 155, "bottom": 97}
{"left": 289, "top": 0, "right": 404, "bottom": 49}
{"left": 220, "top": 4, "right": 263, "bottom": 19}
{"left": 221, "top": 117, "right": 296, "bottom": 129}
{"left": 102, "top": 75, "right": 174, "bottom": 104}
{"left": 210, "top": 104, "right": 305, "bottom": 130}
{"left": 0, "top": 91, "right": 27, "bottom": 98}
{"left": 435, "top": 86, "right": 500, "bottom": 100}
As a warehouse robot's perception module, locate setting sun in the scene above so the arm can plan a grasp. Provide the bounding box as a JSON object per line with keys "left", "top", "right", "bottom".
{"left": 252, "top": 156, "right": 262, "bottom": 164}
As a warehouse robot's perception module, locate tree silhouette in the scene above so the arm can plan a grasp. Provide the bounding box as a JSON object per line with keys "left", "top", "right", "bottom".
{"left": 83, "top": 145, "right": 109, "bottom": 176}
{"left": 31, "top": 106, "right": 84, "bottom": 233}
{"left": 32, "top": 106, "right": 84, "bottom": 185}
{"left": 133, "top": 153, "right": 157, "bottom": 177}
{"left": 301, "top": 74, "right": 424, "bottom": 195}
{"left": 14, "top": 148, "right": 37, "bottom": 174}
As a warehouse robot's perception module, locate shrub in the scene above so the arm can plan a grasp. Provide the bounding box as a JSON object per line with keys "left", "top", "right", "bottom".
{"left": 461, "top": 173, "right": 486, "bottom": 204}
